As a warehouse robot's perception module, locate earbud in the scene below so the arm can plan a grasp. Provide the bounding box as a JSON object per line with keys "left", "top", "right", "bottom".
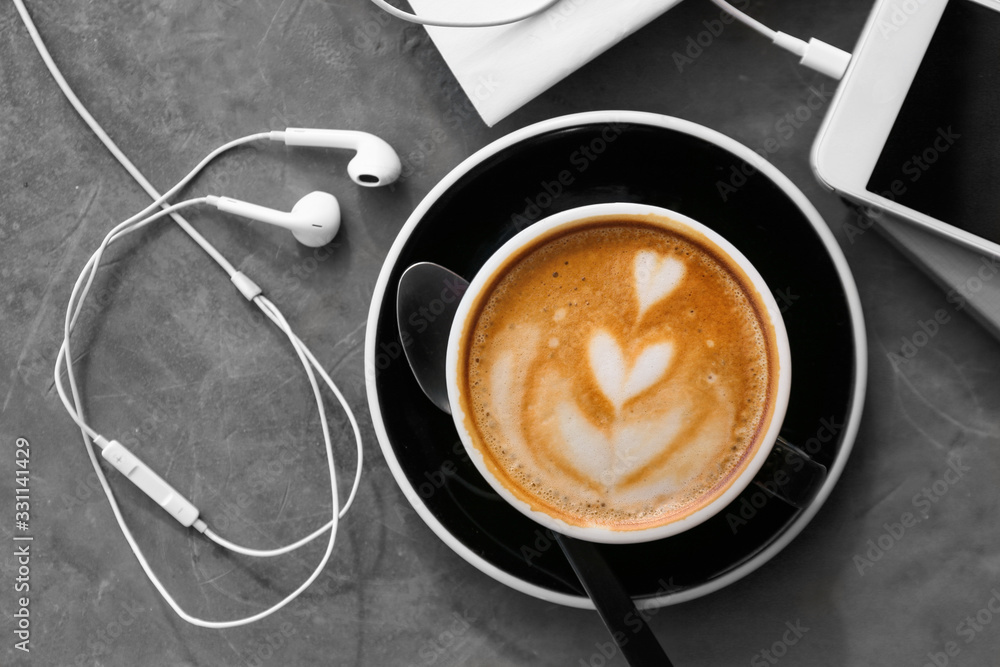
{"left": 272, "top": 128, "right": 402, "bottom": 187}
{"left": 207, "top": 192, "right": 341, "bottom": 247}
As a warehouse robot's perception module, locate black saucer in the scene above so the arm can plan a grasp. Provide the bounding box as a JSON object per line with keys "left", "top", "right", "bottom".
{"left": 365, "top": 112, "right": 865, "bottom": 608}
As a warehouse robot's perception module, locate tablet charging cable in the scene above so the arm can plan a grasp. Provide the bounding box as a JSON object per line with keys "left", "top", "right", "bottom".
{"left": 366, "top": 0, "right": 853, "bottom": 80}
{"left": 709, "top": 0, "right": 851, "bottom": 79}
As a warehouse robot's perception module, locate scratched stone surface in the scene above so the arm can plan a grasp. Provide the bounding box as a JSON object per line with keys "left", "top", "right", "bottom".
{"left": 1, "top": 1, "right": 999, "bottom": 666}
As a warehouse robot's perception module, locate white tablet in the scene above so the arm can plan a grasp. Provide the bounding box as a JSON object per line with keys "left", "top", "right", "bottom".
{"left": 812, "top": 0, "right": 1000, "bottom": 257}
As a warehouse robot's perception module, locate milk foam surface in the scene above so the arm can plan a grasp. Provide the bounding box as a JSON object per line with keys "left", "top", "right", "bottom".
{"left": 459, "top": 219, "right": 777, "bottom": 531}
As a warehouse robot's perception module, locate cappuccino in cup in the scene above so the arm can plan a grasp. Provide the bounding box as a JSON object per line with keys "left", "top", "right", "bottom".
{"left": 447, "top": 204, "right": 790, "bottom": 543}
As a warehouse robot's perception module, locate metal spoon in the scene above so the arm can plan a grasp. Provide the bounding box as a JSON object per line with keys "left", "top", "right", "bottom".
{"left": 396, "top": 262, "right": 462, "bottom": 415}
{"left": 397, "top": 261, "right": 673, "bottom": 667}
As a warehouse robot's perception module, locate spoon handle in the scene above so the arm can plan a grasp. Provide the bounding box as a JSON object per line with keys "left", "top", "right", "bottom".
{"left": 554, "top": 533, "right": 674, "bottom": 667}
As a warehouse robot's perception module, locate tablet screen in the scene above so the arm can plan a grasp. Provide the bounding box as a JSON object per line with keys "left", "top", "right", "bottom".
{"left": 866, "top": 0, "right": 1000, "bottom": 244}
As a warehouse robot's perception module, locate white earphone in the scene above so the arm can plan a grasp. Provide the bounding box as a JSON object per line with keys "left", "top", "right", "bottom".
{"left": 47, "top": 125, "right": 399, "bottom": 630}
{"left": 276, "top": 128, "right": 402, "bottom": 187}
{"left": 200, "top": 128, "right": 399, "bottom": 248}
{"left": 209, "top": 192, "right": 342, "bottom": 248}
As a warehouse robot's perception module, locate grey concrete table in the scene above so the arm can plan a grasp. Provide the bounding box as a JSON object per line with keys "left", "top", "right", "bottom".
{"left": 2, "top": 1, "right": 999, "bottom": 665}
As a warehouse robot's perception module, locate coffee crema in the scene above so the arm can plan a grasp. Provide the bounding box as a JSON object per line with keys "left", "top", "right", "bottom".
{"left": 457, "top": 215, "right": 780, "bottom": 531}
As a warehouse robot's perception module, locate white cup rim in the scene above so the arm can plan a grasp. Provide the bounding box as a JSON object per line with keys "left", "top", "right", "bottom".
{"left": 445, "top": 202, "right": 792, "bottom": 544}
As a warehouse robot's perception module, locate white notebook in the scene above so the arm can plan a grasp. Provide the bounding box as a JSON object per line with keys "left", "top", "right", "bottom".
{"left": 409, "top": 0, "right": 682, "bottom": 126}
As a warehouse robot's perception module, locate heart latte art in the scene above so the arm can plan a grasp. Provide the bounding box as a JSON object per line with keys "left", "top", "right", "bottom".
{"left": 457, "top": 218, "right": 779, "bottom": 531}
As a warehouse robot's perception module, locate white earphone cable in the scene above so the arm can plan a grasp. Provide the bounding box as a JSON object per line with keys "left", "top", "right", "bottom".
{"left": 54, "top": 232, "right": 346, "bottom": 626}
{"left": 49, "top": 169, "right": 361, "bottom": 627}
{"left": 16, "top": 0, "right": 363, "bottom": 628}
